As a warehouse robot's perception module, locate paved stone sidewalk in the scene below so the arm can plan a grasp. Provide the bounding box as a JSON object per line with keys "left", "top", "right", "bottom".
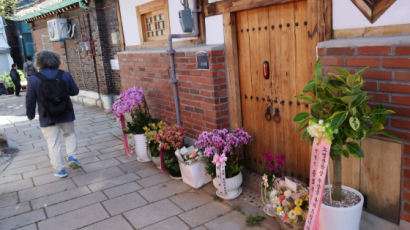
{"left": 0, "top": 94, "right": 280, "bottom": 230}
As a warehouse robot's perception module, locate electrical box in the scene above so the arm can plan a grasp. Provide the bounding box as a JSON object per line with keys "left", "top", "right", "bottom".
{"left": 47, "top": 18, "right": 71, "bottom": 42}
{"left": 179, "top": 8, "right": 193, "bottom": 33}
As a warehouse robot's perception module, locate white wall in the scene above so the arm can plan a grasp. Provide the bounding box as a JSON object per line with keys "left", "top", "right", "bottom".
{"left": 205, "top": 14, "right": 224, "bottom": 45}
{"left": 333, "top": 0, "right": 410, "bottom": 30}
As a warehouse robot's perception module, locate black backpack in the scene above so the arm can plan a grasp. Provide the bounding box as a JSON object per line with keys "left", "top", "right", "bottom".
{"left": 35, "top": 70, "right": 70, "bottom": 119}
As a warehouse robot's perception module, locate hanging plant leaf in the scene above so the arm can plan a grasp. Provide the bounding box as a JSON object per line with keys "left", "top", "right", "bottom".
{"left": 378, "top": 131, "right": 403, "bottom": 141}
{"left": 346, "top": 142, "right": 364, "bottom": 158}
{"left": 293, "top": 112, "right": 310, "bottom": 122}
{"left": 315, "top": 59, "right": 323, "bottom": 81}
{"left": 349, "top": 117, "right": 360, "bottom": 131}
{"left": 329, "top": 111, "right": 348, "bottom": 130}
{"left": 333, "top": 67, "right": 350, "bottom": 78}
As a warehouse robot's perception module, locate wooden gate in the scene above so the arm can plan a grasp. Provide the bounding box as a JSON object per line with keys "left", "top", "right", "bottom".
{"left": 236, "top": 1, "right": 317, "bottom": 180}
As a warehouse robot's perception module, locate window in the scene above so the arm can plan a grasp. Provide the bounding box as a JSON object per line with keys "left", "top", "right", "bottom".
{"left": 136, "top": 0, "right": 170, "bottom": 43}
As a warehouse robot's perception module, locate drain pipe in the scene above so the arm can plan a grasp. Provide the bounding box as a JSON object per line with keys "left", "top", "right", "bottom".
{"left": 168, "top": 0, "right": 200, "bottom": 126}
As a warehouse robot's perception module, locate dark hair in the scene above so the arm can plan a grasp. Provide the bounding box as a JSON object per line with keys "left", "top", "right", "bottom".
{"left": 11, "top": 64, "right": 17, "bottom": 68}
{"left": 34, "top": 50, "right": 61, "bottom": 70}
{"left": 26, "top": 56, "right": 32, "bottom": 61}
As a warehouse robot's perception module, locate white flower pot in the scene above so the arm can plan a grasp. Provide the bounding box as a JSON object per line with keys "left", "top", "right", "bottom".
{"left": 151, "top": 156, "right": 161, "bottom": 169}
{"left": 212, "top": 171, "right": 243, "bottom": 200}
{"left": 319, "top": 185, "right": 364, "bottom": 230}
{"left": 133, "top": 134, "right": 150, "bottom": 162}
{"left": 179, "top": 161, "right": 211, "bottom": 189}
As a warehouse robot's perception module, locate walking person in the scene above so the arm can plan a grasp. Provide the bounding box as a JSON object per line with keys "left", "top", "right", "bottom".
{"left": 26, "top": 50, "right": 81, "bottom": 178}
{"left": 23, "top": 56, "right": 37, "bottom": 78}
{"left": 10, "top": 64, "right": 21, "bottom": 96}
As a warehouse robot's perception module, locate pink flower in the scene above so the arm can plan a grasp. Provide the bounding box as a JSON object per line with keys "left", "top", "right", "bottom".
{"left": 212, "top": 153, "right": 228, "bottom": 167}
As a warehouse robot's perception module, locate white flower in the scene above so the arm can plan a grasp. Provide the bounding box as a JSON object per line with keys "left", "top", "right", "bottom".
{"left": 284, "top": 190, "right": 292, "bottom": 198}
{"left": 307, "top": 123, "right": 326, "bottom": 139}
{"left": 288, "top": 210, "right": 297, "bottom": 220}
{"left": 262, "top": 174, "right": 269, "bottom": 188}
{"left": 272, "top": 196, "right": 280, "bottom": 205}
{"left": 269, "top": 190, "right": 278, "bottom": 200}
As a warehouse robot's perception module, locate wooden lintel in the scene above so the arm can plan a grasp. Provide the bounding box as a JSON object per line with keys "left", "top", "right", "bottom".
{"left": 205, "top": 0, "right": 303, "bottom": 16}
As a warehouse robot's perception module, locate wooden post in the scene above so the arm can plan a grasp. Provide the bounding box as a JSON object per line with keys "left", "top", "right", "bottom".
{"left": 223, "top": 12, "right": 242, "bottom": 129}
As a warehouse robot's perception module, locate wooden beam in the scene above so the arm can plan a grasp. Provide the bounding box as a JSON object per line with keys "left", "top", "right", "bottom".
{"left": 307, "top": 0, "right": 332, "bottom": 42}
{"left": 223, "top": 12, "right": 242, "bottom": 129}
{"left": 334, "top": 23, "right": 410, "bottom": 39}
{"left": 115, "top": 0, "right": 125, "bottom": 51}
{"left": 205, "top": 0, "right": 303, "bottom": 16}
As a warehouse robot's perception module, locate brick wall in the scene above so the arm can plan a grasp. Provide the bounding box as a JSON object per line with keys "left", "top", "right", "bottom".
{"left": 118, "top": 48, "right": 229, "bottom": 139}
{"left": 30, "top": 0, "right": 121, "bottom": 95}
{"left": 318, "top": 36, "right": 410, "bottom": 224}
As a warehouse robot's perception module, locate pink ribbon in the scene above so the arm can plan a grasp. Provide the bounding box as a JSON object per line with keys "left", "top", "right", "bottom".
{"left": 304, "top": 138, "right": 331, "bottom": 230}
{"left": 119, "top": 115, "right": 132, "bottom": 157}
{"left": 159, "top": 149, "right": 165, "bottom": 173}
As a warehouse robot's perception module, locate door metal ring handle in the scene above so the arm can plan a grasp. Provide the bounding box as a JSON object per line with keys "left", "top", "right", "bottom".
{"left": 273, "top": 108, "right": 281, "bottom": 123}
{"left": 265, "top": 106, "right": 272, "bottom": 121}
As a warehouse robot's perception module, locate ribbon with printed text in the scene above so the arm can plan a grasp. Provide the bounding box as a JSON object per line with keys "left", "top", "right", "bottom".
{"left": 216, "top": 165, "right": 228, "bottom": 197}
{"left": 304, "top": 138, "right": 331, "bottom": 230}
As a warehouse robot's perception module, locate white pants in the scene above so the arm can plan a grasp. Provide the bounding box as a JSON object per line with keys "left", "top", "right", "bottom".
{"left": 41, "top": 121, "right": 78, "bottom": 170}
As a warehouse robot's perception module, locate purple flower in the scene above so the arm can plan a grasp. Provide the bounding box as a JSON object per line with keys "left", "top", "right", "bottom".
{"left": 112, "top": 86, "right": 144, "bottom": 117}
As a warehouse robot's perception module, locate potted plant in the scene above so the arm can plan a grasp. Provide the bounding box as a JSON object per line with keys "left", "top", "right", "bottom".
{"left": 112, "top": 86, "right": 144, "bottom": 157}
{"left": 293, "top": 60, "right": 400, "bottom": 230}
{"left": 143, "top": 120, "right": 167, "bottom": 168}
{"left": 195, "top": 128, "right": 251, "bottom": 200}
{"left": 124, "top": 96, "right": 153, "bottom": 162}
{"left": 175, "top": 146, "right": 211, "bottom": 189}
{"left": 156, "top": 124, "right": 185, "bottom": 179}
{"left": 260, "top": 152, "right": 285, "bottom": 216}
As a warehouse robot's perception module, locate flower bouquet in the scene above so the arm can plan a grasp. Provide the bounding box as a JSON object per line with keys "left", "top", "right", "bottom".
{"left": 143, "top": 120, "right": 167, "bottom": 168}
{"left": 270, "top": 178, "right": 309, "bottom": 229}
{"left": 260, "top": 152, "right": 285, "bottom": 216}
{"left": 175, "top": 146, "right": 211, "bottom": 188}
{"left": 195, "top": 128, "right": 251, "bottom": 199}
{"left": 156, "top": 124, "right": 185, "bottom": 178}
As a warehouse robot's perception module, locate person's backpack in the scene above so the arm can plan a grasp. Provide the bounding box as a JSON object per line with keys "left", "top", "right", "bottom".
{"left": 35, "top": 70, "right": 70, "bottom": 119}
{"left": 26, "top": 62, "right": 36, "bottom": 76}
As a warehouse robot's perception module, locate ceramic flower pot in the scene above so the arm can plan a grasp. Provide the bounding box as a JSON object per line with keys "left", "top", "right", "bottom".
{"left": 179, "top": 161, "right": 211, "bottom": 189}
{"left": 212, "top": 171, "right": 242, "bottom": 200}
{"left": 319, "top": 185, "right": 364, "bottom": 230}
{"left": 133, "top": 134, "right": 150, "bottom": 162}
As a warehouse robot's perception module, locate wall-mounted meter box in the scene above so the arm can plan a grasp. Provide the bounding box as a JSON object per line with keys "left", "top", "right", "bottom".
{"left": 47, "top": 18, "right": 70, "bottom": 42}
{"left": 179, "top": 8, "right": 193, "bottom": 33}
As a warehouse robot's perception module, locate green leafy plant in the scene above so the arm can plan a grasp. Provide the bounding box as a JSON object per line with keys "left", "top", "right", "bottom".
{"left": 293, "top": 59, "right": 401, "bottom": 201}
{"left": 124, "top": 98, "right": 153, "bottom": 135}
{"left": 0, "top": 0, "right": 18, "bottom": 19}
{"left": 246, "top": 214, "right": 265, "bottom": 227}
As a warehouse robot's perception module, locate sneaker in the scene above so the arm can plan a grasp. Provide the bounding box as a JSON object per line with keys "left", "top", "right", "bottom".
{"left": 67, "top": 156, "right": 81, "bottom": 169}
{"left": 54, "top": 168, "right": 68, "bottom": 178}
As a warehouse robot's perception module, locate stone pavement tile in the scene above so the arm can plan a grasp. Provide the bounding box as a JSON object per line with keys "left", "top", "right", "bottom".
{"left": 0, "top": 209, "right": 45, "bottom": 230}
{"left": 78, "top": 156, "right": 100, "bottom": 164}
{"left": 72, "top": 166, "right": 123, "bottom": 186}
{"left": 87, "top": 140, "right": 122, "bottom": 151}
{"left": 22, "top": 167, "right": 53, "bottom": 179}
{"left": 0, "top": 192, "right": 19, "bottom": 208}
{"left": 2, "top": 165, "right": 36, "bottom": 176}
{"left": 102, "top": 192, "right": 147, "bottom": 215}
{"left": 34, "top": 161, "right": 51, "bottom": 169}
{"left": 6, "top": 156, "right": 48, "bottom": 170}
{"left": 31, "top": 187, "right": 90, "bottom": 209}
{"left": 135, "top": 167, "right": 160, "bottom": 178}
{"left": 80, "top": 215, "right": 133, "bottom": 230}
{"left": 75, "top": 151, "right": 100, "bottom": 160}
{"left": 0, "top": 179, "right": 33, "bottom": 195}
{"left": 138, "top": 180, "right": 190, "bottom": 202}
{"left": 103, "top": 182, "right": 141, "bottom": 199}
{"left": 38, "top": 203, "right": 109, "bottom": 230}
{"left": 15, "top": 224, "right": 37, "bottom": 230}
{"left": 97, "top": 150, "right": 124, "bottom": 160}
{"left": 45, "top": 192, "right": 107, "bottom": 217}
{"left": 88, "top": 173, "right": 138, "bottom": 192}
{"left": 204, "top": 211, "right": 270, "bottom": 230}
{"left": 124, "top": 199, "right": 182, "bottom": 229}
{"left": 13, "top": 151, "right": 47, "bottom": 162}
{"left": 193, "top": 226, "right": 207, "bottom": 230}
{"left": 116, "top": 155, "right": 138, "bottom": 163}
{"left": 118, "top": 161, "right": 150, "bottom": 173}
{"left": 99, "top": 144, "right": 124, "bottom": 154}
{"left": 32, "top": 173, "right": 60, "bottom": 186}
{"left": 179, "top": 202, "right": 232, "bottom": 227}
{"left": 19, "top": 180, "right": 75, "bottom": 201}
{"left": 82, "top": 158, "right": 120, "bottom": 172}
{"left": 0, "top": 174, "right": 22, "bottom": 185}
{"left": 137, "top": 173, "right": 171, "bottom": 188}
{"left": 0, "top": 202, "right": 31, "bottom": 220}
{"left": 170, "top": 190, "right": 213, "bottom": 211}
{"left": 142, "top": 217, "right": 189, "bottom": 230}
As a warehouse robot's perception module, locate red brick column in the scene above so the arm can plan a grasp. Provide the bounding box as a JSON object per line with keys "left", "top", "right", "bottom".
{"left": 318, "top": 37, "right": 410, "bottom": 224}
{"left": 118, "top": 47, "right": 229, "bottom": 139}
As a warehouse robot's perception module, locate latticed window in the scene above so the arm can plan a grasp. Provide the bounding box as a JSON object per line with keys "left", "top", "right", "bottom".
{"left": 136, "top": 0, "right": 170, "bottom": 43}
{"left": 142, "top": 11, "right": 168, "bottom": 41}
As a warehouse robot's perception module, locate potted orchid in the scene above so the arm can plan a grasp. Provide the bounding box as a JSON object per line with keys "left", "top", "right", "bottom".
{"left": 143, "top": 120, "right": 167, "bottom": 168}
{"left": 156, "top": 124, "right": 185, "bottom": 178}
{"left": 195, "top": 128, "right": 251, "bottom": 200}
{"left": 293, "top": 60, "right": 401, "bottom": 230}
{"left": 175, "top": 146, "right": 211, "bottom": 189}
{"left": 112, "top": 86, "right": 147, "bottom": 158}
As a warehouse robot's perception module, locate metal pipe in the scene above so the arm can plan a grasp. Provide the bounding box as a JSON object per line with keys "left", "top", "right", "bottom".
{"left": 168, "top": 0, "right": 200, "bottom": 126}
